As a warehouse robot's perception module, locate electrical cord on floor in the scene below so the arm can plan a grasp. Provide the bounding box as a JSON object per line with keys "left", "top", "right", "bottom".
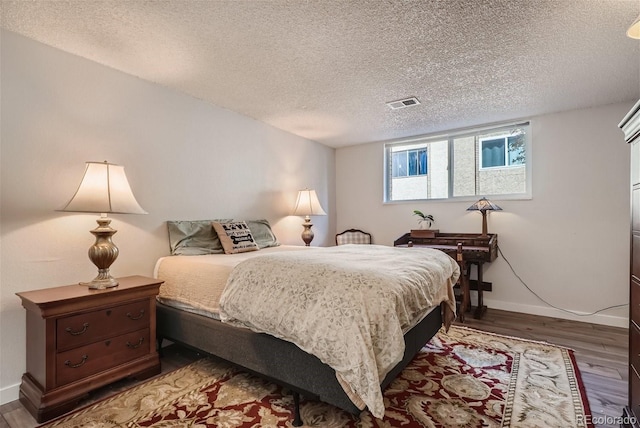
{"left": 497, "top": 244, "right": 628, "bottom": 317}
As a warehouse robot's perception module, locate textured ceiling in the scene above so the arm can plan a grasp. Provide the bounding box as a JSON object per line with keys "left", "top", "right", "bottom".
{"left": 1, "top": 0, "right": 639, "bottom": 147}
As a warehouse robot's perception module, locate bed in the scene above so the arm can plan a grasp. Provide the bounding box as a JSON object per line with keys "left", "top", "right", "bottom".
{"left": 154, "top": 220, "right": 460, "bottom": 425}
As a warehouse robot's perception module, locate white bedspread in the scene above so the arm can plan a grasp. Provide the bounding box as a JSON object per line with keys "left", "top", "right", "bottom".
{"left": 219, "top": 244, "right": 459, "bottom": 419}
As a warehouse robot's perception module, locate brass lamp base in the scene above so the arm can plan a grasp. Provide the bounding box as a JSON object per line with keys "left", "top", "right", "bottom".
{"left": 83, "top": 216, "right": 120, "bottom": 289}
{"left": 301, "top": 216, "right": 314, "bottom": 246}
{"left": 81, "top": 270, "right": 119, "bottom": 289}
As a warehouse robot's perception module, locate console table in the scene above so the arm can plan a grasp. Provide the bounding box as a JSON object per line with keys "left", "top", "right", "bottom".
{"left": 394, "top": 232, "right": 498, "bottom": 319}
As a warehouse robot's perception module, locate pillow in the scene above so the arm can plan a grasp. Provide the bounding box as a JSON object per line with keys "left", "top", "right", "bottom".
{"left": 239, "top": 219, "right": 280, "bottom": 249}
{"left": 212, "top": 221, "right": 260, "bottom": 254}
{"left": 167, "top": 219, "right": 232, "bottom": 255}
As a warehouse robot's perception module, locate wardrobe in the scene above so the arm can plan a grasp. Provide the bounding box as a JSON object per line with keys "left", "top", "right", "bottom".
{"left": 620, "top": 99, "right": 640, "bottom": 427}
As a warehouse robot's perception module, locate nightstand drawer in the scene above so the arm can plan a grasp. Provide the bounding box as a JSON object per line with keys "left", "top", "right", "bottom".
{"left": 56, "top": 328, "right": 150, "bottom": 386}
{"left": 57, "top": 299, "right": 150, "bottom": 350}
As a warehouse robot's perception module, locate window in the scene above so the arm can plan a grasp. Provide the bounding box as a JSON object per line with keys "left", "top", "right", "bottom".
{"left": 480, "top": 135, "right": 525, "bottom": 169}
{"left": 384, "top": 122, "right": 530, "bottom": 202}
{"left": 392, "top": 148, "right": 427, "bottom": 177}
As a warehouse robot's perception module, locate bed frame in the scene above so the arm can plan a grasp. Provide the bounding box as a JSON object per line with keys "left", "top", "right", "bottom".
{"left": 156, "top": 302, "right": 444, "bottom": 425}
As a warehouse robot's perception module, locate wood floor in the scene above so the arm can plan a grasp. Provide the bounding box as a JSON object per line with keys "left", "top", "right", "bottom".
{"left": 0, "top": 309, "right": 628, "bottom": 428}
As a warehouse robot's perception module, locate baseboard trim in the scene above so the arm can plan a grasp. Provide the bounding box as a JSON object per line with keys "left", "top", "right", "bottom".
{"left": 0, "top": 382, "right": 20, "bottom": 405}
{"left": 484, "top": 298, "right": 628, "bottom": 328}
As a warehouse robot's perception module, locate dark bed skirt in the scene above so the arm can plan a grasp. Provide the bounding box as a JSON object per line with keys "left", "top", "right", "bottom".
{"left": 156, "top": 302, "right": 443, "bottom": 415}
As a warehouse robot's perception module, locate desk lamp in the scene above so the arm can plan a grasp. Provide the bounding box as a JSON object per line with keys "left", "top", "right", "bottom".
{"left": 467, "top": 197, "right": 501, "bottom": 237}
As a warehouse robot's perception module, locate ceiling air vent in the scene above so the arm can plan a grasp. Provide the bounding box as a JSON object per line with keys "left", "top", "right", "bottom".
{"left": 386, "top": 97, "right": 421, "bottom": 110}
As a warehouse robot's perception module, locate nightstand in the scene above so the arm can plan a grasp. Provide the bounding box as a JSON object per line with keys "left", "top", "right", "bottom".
{"left": 16, "top": 275, "right": 163, "bottom": 422}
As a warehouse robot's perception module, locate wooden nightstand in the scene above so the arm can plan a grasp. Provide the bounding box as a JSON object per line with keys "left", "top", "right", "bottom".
{"left": 16, "top": 275, "right": 163, "bottom": 423}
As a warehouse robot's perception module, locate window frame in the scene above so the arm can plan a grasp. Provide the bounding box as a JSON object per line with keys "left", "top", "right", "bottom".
{"left": 383, "top": 121, "right": 532, "bottom": 203}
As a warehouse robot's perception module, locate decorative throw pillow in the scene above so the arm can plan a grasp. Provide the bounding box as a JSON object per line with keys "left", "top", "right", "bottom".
{"left": 212, "top": 221, "right": 260, "bottom": 254}
{"left": 167, "top": 219, "right": 232, "bottom": 255}
{"left": 239, "top": 219, "right": 280, "bottom": 249}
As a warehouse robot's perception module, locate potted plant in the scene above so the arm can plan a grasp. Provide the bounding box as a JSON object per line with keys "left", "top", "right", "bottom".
{"left": 411, "top": 210, "right": 438, "bottom": 238}
{"left": 413, "top": 210, "right": 434, "bottom": 229}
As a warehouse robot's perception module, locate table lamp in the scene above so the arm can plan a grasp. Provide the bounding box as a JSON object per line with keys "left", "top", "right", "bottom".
{"left": 293, "top": 189, "right": 326, "bottom": 246}
{"left": 467, "top": 197, "right": 501, "bottom": 237}
{"left": 60, "top": 161, "right": 147, "bottom": 289}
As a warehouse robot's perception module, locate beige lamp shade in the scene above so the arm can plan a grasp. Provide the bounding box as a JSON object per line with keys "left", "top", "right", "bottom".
{"left": 61, "top": 161, "right": 147, "bottom": 214}
{"left": 293, "top": 189, "right": 327, "bottom": 217}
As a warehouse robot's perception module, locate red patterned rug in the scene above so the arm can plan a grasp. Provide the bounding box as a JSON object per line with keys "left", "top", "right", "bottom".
{"left": 39, "top": 325, "right": 593, "bottom": 427}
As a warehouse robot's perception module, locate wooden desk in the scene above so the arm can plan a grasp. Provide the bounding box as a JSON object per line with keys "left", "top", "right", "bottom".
{"left": 394, "top": 232, "right": 498, "bottom": 320}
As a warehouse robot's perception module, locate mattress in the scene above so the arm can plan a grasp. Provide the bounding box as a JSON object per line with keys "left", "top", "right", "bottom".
{"left": 154, "top": 245, "right": 312, "bottom": 319}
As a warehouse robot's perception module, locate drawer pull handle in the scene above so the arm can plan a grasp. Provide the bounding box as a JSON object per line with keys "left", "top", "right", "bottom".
{"left": 64, "top": 355, "right": 88, "bottom": 368}
{"left": 65, "top": 323, "right": 89, "bottom": 336}
{"left": 126, "top": 338, "right": 144, "bottom": 349}
{"left": 126, "top": 310, "right": 145, "bottom": 321}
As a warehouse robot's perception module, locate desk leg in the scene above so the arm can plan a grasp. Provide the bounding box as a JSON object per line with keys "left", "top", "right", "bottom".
{"left": 474, "top": 262, "right": 487, "bottom": 319}
{"left": 458, "top": 264, "right": 470, "bottom": 323}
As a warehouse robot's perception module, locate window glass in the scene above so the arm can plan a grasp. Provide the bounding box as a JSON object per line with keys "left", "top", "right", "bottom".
{"left": 481, "top": 138, "right": 506, "bottom": 168}
{"left": 384, "top": 122, "right": 530, "bottom": 202}
{"left": 408, "top": 150, "right": 418, "bottom": 175}
{"left": 419, "top": 149, "right": 427, "bottom": 174}
{"left": 508, "top": 135, "right": 525, "bottom": 165}
{"left": 392, "top": 151, "right": 406, "bottom": 177}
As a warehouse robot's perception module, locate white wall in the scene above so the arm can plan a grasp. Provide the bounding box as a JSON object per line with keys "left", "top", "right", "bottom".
{"left": 0, "top": 30, "right": 335, "bottom": 403}
{"left": 336, "top": 102, "right": 632, "bottom": 328}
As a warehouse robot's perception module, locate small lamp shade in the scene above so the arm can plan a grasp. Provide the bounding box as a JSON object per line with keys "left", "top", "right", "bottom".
{"left": 61, "top": 161, "right": 147, "bottom": 289}
{"left": 293, "top": 189, "right": 326, "bottom": 246}
{"left": 467, "top": 197, "right": 502, "bottom": 237}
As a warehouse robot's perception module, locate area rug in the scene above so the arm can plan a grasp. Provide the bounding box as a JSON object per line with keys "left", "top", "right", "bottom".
{"left": 39, "top": 325, "right": 593, "bottom": 428}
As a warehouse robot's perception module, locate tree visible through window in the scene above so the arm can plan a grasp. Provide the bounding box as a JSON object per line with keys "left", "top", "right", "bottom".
{"left": 384, "top": 122, "right": 530, "bottom": 202}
